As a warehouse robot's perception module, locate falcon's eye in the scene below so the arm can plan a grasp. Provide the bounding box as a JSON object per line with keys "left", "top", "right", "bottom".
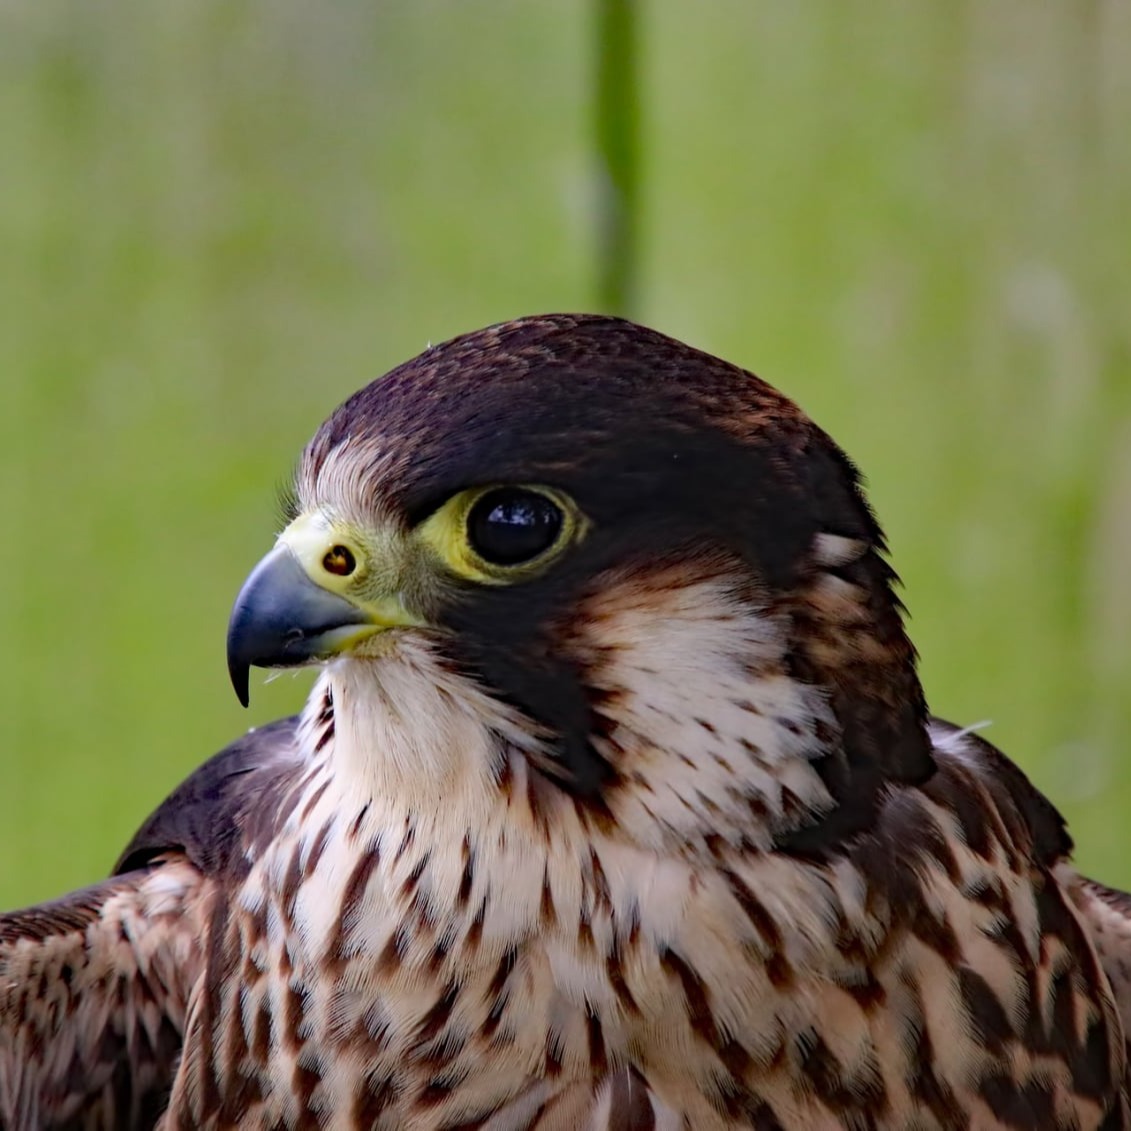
{"left": 467, "top": 488, "right": 564, "bottom": 566}
{"left": 415, "top": 483, "right": 585, "bottom": 583}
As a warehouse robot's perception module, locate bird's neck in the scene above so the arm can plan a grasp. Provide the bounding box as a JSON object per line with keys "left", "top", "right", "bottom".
{"left": 276, "top": 657, "right": 858, "bottom": 1114}
{"left": 301, "top": 638, "right": 592, "bottom": 872}
{"left": 301, "top": 581, "right": 842, "bottom": 873}
{"left": 306, "top": 638, "right": 538, "bottom": 823}
{"left": 291, "top": 654, "right": 614, "bottom": 966}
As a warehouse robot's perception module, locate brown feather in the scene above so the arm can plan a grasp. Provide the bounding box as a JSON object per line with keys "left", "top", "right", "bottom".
{"left": 1064, "top": 873, "right": 1131, "bottom": 1044}
{"left": 0, "top": 866, "right": 203, "bottom": 1129}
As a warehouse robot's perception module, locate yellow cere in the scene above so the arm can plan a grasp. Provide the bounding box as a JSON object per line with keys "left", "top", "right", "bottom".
{"left": 277, "top": 510, "right": 426, "bottom": 630}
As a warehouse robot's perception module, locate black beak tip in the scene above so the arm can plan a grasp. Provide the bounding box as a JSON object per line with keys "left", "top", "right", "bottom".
{"left": 225, "top": 544, "right": 369, "bottom": 710}
{"left": 226, "top": 604, "right": 254, "bottom": 707}
{"left": 229, "top": 657, "right": 251, "bottom": 708}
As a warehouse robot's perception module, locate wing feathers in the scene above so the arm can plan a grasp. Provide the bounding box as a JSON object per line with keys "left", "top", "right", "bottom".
{"left": 0, "top": 719, "right": 304, "bottom": 1129}
{"left": 1062, "top": 866, "right": 1131, "bottom": 1042}
{"left": 0, "top": 861, "right": 207, "bottom": 1130}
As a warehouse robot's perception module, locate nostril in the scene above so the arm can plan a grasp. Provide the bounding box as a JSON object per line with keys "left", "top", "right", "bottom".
{"left": 322, "top": 545, "right": 356, "bottom": 577}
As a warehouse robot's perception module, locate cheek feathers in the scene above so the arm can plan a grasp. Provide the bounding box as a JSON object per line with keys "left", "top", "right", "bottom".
{"left": 555, "top": 559, "right": 840, "bottom": 853}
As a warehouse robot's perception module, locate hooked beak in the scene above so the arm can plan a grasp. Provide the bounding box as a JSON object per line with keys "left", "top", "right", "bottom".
{"left": 226, "top": 543, "right": 382, "bottom": 707}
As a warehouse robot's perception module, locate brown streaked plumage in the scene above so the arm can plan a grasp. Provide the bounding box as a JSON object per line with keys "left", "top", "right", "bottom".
{"left": 3, "top": 313, "right": 1130, "bottom": 1128}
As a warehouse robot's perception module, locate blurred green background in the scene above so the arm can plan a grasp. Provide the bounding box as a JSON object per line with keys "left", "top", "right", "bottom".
{"left": 1, "top": 3, "right": 1129, "bottom": 907}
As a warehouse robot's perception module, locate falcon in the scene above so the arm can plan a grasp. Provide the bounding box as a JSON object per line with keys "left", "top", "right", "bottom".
{"left": 3, "top": 314, "right": 1130, "bottom": 1130}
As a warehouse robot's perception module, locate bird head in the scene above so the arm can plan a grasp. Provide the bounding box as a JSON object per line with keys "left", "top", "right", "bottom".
{"left": 227, "top": 315, "right": 932, "bottom": 853}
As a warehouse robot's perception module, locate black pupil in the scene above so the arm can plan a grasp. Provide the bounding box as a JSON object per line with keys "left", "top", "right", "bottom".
{"left": 468, "top": 489, "right": 563, "bottom": 566}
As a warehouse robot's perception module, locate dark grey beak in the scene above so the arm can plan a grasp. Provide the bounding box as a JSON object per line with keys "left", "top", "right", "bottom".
{"left": 226, "top": 545, "right": 372, "bottom": 707}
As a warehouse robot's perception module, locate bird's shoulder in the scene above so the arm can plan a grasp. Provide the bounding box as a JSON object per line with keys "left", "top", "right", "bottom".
{"left": 839, "top": 716, "right": 1077, "bottom": 965}
{"left": 792, "top": 716, "right": 1074, "bottom": 885}
{"left": 0, "top": 717, "right": 306, "bottom": 1129}
{"left": 0, "top": 864, "right": 205, "bottom": 1127}
{"left": 922, "top": 716, "right": 1071, "bottom": 865}
{"left": 113, "top": 714, "right": 307, "bottom": 881}
{"left": 831, "top": 719, "right": 1131, "bottom": 1124}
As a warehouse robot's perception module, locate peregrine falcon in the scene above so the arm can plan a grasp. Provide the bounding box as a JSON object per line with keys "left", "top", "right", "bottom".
{"left": 3, "top": 314, "right": 1130, "bottom": 1129}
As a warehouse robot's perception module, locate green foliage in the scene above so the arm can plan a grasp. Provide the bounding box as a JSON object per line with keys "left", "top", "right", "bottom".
{"left": 1, "top": 3, "right": 1128, "bottom": 907}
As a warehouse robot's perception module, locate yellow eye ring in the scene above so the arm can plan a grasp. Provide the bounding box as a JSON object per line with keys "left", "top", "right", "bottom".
{"left": 466, "top": 487, "right": 563, "bottom": 566}
{"left": 417, "top": 484, "right": 586, "bottom": 584}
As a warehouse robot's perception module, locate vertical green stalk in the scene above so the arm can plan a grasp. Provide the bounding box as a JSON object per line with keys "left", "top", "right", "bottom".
{"left": 594, "top": 0, "right": 640, "bottom": 318}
